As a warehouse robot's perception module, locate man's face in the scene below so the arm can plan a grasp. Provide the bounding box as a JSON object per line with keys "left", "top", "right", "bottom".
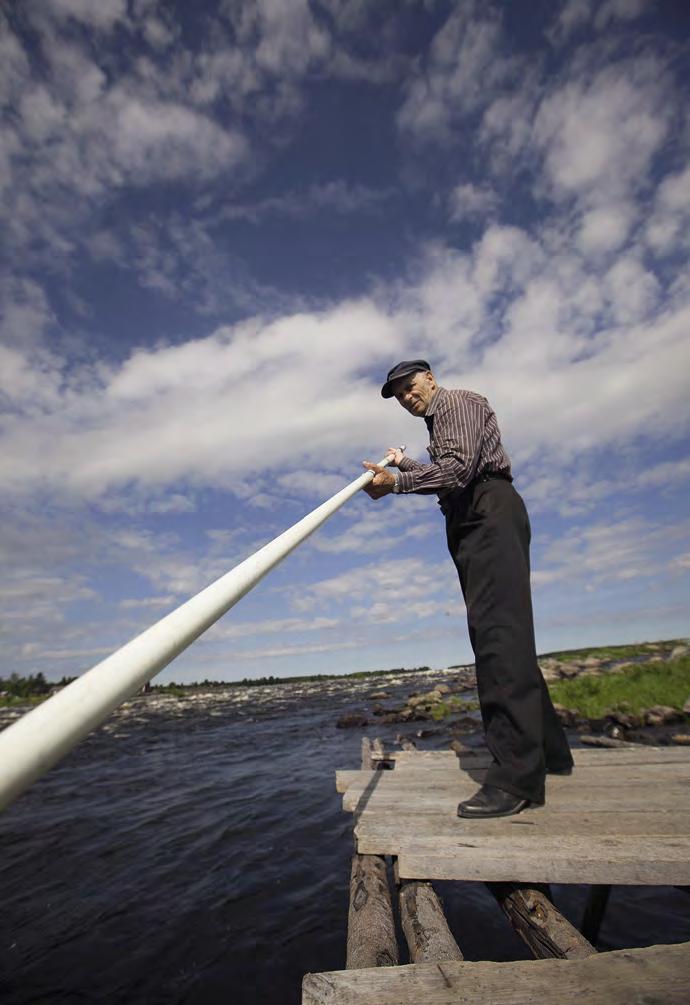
{"left": 390, "top": 370, "right": 436, "bottom": 416}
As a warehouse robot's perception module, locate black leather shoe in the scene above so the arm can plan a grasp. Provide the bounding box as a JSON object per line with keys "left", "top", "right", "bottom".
{"left": 457, "top": 783, "right": 531, "bottom": 819}
{"left": 547, "top": 765, "right": 573, "bottom": 776}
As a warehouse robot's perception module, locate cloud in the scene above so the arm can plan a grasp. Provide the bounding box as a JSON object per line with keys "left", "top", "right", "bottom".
{"left": 397, "top": 3, "right": 514, "bottom": 141}
{"left": 549, "top": 0, "right": 651, "bottom": 45}
{"left": 533, "top": 515, "right": 690, "bottom": 589}
{"left": 448, "top": 183, "right": 498, "bottom": 222}
{"left": 533, "top": 60, "right": 669, "bottom": 206}
{"left": 220, "top": 181, "right": 394, "bottom": 223}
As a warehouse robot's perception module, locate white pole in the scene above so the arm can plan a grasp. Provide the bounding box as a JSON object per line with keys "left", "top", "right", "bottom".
{"left": 0, "top": 452, "right": 397, "bottom": 812}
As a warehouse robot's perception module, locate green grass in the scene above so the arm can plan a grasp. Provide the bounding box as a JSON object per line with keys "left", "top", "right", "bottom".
{"left": 543, "top": 641, "right": 672, "bottom": 663}
{"left": 0, "top": 694, "right": 45, "bottom": 709}
{"left": 547, "top": 656, "right": 690, "bottom": 718}
{"left": 430, "top": 697, "right": 480, "bottom": 721}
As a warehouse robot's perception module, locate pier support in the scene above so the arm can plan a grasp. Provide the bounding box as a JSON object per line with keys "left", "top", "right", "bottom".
{"left": 399, "top": 882, "right": 463, "bottom": 962}
{"left": 346, "top": 855, "right": 399, "bottom": 969}
{"left": 489, "top": 882, "right": 597, "bottom": 960}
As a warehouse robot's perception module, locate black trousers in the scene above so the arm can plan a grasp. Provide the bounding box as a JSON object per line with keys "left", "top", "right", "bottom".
{"left": 443, "top": 478, "right": 573, "bottom": 803}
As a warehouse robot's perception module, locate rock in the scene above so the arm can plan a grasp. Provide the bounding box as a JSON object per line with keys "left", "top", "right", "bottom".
{"left": 644, "top": 705, "right": 680, "bottom": 727}
{"left": 605, "top": 711, "right": 641, "bottom": 730}
{"left": 435, "top": 684, "right": 451, "bottom": 695}
{"left": 684, "top": 697, "right": 690, "bottom": 716}
{"left": 408, "top": 689, "right": 442, "bottom": 708}
{"left": 583, "top": 656, "right": 603, "bottom": 668}
{"left": 369, "top": 691, "right": 390, "bottom": 700}
{"left": 579, "top": 734, "right": 635, "bottom": 748}
{"left": 553, "top": 703, "right": 579, "bottom": 727}
{"left": 558, "top": 665, "right": 579, "bottom": 679}
{"left": 670, "top": 645, "right": 689, "bottom": 660}
{"left": 371, "top": 703, "right": 386, "bottom": 716}
{"left": 671, "top": 734, "right": 690, "bottom": 745}
{"left": 336, "top": 711, "right": 368, "bottom": 729}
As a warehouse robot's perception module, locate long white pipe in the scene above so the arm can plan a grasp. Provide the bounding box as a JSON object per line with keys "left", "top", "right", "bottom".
{"left": 0, "top": 453, "right": 396, "bottom": 812}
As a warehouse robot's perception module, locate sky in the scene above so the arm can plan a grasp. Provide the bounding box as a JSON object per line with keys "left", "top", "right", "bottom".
{"left": 1, "top": 0, "right": 689, "bottom": 685}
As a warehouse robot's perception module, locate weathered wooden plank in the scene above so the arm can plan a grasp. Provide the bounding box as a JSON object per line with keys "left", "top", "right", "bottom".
{"left": 354, "top": 811, "right": 690, "bottom": 855}
{"left": 342, "top": 785, "right": 689, "bottom": 815}
{"left": 302, "top": 941, "right": 690, "bottom": 1005}
{"left": 397, "top": 836, "right": 690, "bottom": 885}
{"left": 337, "top": 762, "right": 690, "bottom": 793}
{"left": 399, "top": 882, "right": 464, "bottom": 963}
{"left": 346, "top": 854, "right": 399, "bottom": 969}
{"left": 488, "top": 883, "right": 597, "bottom": 960}
{"left": 360, "top": 737, "right": 373, "bottom": 771}
{"left": 375, "top": 747, "right": 690, "bottom": 766}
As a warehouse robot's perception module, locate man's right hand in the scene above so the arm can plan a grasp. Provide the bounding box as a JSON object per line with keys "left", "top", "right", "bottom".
{"left": 386, "top": 447, "right": 404, "bottom": 467}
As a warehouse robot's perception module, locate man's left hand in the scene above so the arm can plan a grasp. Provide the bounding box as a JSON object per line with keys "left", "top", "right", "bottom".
{"left": 362, "top": 462, "right": 396, "bottom": 499}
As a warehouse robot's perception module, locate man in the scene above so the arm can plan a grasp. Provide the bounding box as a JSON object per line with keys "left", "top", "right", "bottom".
{"left": 363, "top": 360, "right": 572, "bottom": 818}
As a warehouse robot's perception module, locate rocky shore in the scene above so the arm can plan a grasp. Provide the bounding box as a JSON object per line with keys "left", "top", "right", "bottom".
{"left": 336, "top": 639, "right": 690, "bottom": 749}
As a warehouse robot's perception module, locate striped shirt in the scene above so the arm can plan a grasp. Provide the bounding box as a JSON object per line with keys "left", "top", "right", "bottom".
{"left": 396, "top": 387, "right": 512, "bottom": 496}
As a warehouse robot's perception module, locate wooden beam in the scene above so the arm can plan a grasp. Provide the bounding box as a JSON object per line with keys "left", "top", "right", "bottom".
{"left": 399, "top": 882, "right": 463, "bottom": 963}
{"left": 488, "top": 882, "right": 597, "bottom": 960}
{"left": 346, "top": 854, "right": 399, "bottom": 969}
{"left": 361, "top": 737, "right": 373, "bottom": 771}
{"left": 302, "top": 941, "right": 690, "bottom": 1005}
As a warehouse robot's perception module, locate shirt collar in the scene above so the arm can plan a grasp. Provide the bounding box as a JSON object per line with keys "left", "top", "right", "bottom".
{"left": 424, "top": 386, "right": 445, "bottom": 417}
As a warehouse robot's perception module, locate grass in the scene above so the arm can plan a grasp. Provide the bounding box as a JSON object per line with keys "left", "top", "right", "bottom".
{"left": 543, "top": 641, "right": 673, "bottom": 663}
{"left": 430, "top": 697, "right": 480, "bottom": 721}
{"left": 547, "top": 656, "right": 690, "bottom": 719}
{"left": 0, "top": 694, "right": 45, "bottom": 709}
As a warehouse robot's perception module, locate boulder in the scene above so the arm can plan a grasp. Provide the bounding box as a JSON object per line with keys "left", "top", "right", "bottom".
{"left": 670, "top": 645, "right": 689, "bottom": 660}
{"left": 671, "top": 733, "right": 690, "bottom": 745}
{"left": 644, "top": 705, "right": 681, "bottom": 727}
{"left": 336, "top": 711, "right": 368, "bottom": 729}
{"left": 435, "top": 684, "right": 451, "bottom": 695}
{"left": 553, "top": 703, "right": 579, "bottom": 727}
{"left": 605, "top": 710, "right": 641, "bottom": 730}
{"left": 683, "top": 697, "right": 690, "bottom": 716}
{"left": 369, "top": 691, "right": 390, "bottom": 700}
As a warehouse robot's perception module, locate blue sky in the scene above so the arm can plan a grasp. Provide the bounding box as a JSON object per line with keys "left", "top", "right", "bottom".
{"left": 1, "top": 0, "right": 689, "bottom": 684}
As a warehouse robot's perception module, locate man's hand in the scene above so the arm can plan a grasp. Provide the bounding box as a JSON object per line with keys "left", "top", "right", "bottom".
{"left": 385, "top": 447, "right": 404, "bottom": 467}
{"left": 362, "top": 462, "right": 396, "bottom": 499}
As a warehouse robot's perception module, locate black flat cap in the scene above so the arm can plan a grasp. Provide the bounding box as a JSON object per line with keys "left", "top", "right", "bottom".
{"left": 381, "top": 359, "right": 431, "bottom": 398}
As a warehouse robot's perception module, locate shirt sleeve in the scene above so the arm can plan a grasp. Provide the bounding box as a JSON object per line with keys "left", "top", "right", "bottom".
{"left": 395, "top": 394, "right": 484, "bottom": 494}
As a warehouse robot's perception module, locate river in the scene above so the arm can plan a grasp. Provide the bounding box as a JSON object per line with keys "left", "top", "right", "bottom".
{"left": 2, "top": 669, "right": 689, "bottom": 1003}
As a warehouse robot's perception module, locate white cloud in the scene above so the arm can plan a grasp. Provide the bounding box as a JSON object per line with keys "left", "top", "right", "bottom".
{"left": 35, "top": 0, "right": 127, "bottom": 31}
{"left": 397, "top": 3, "right": 513, "bottom": 140}
{"left": 549, "top": 0, "right": 651, "bottom": 44}
{"left": 533, "top": 515, "right": 690, "bottom": 589}
{"left": 577, "top": 203, "right": 634, "bottom": 254}
{"left": 448, "top": 183, "right": 498, "bottom": 222}
{"left": 534, "top": 62, "right": 668, "bottom": 205}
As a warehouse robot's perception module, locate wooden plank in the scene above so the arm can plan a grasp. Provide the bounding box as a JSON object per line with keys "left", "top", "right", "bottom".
{"left": 354, "top": 811, "right": 690, "bottom": 855}
{"left": 488, "top": 883, "right": 597, "bottom": 960}
{"left": 374, "top": 747, "right": 690, "bottom": 767}
{"left": 346, "top": 854, "right": 399, "bottom": 969}
{"left": 342, "top": 785, "right": 689, "bottom": 815}
{"left": 399, "top": 882, "right": 464, "bottom": 962}
{"left": 302, "top": 941, "right": 690, "bottom": 1005}
{"left": 337, "top": 762, "right": 690, "bottom": 792}
{"left": 397, "top": 836, "right": 690, "bottom": 885}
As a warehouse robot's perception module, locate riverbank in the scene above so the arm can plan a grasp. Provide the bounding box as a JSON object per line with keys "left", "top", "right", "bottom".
{"left": 334, "top": 639, "right": 690, "bottom": 748}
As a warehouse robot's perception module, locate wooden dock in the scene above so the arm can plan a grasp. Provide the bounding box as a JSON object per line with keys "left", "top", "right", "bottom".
{"left": 302, "top": 743, "right": 690, "bottom": 1004}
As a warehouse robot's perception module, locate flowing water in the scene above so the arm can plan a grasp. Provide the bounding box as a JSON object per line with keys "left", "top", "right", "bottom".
{"left": 2, "top": 670, "right": 689, "bottom": 1004}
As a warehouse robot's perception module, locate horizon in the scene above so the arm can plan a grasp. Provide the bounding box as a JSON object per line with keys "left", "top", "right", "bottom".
{"left": 1, "top": 0, "right": 689, "bottom": 685}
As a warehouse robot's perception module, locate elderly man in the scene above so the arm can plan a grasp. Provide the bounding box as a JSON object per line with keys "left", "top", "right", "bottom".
{"left": 363, "top": 359, "right": 572, "bottom": 818}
